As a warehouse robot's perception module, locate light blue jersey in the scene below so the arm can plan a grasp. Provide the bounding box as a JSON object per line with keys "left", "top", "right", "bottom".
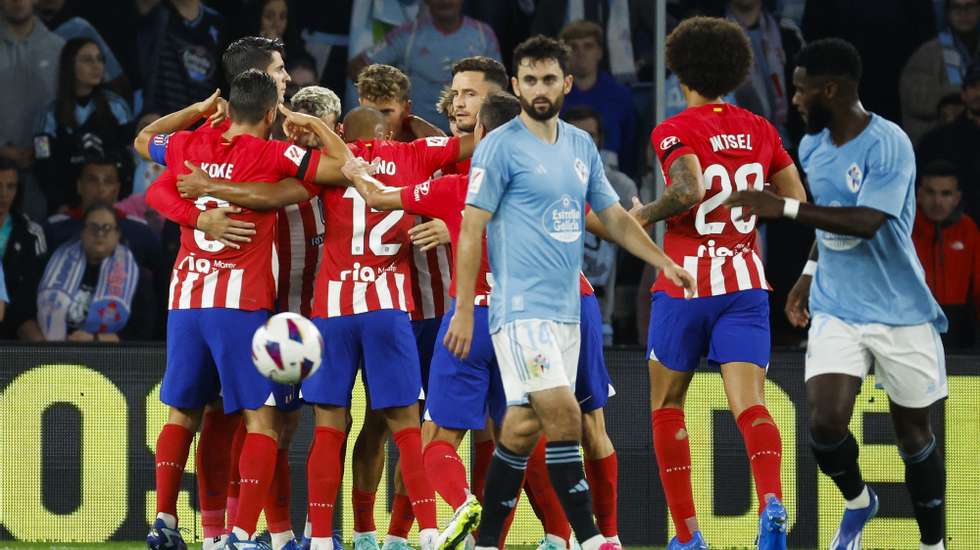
{"left": 467, "top": 117, "right": 620, "bottom": 332}
{"left": 800, "top": 114, "right": 947, "bottom": 330}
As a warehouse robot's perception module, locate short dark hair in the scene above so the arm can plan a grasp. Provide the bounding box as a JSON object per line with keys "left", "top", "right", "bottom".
{"left": 82, "top": 201, "right": 118, "bottom": 224}
{"left": 452, "top": 56, "right": 509, "bottom": 90}
{"left": 561, "top": 105, "right": 603, "bottom": 133}
{"left": 665, "top": 16, "right": 751, "bottom": 99}
{"left": 479, "top": 92, "right": 521, "bottom": 133}
{"left": 938, "top": 92, "right": 964, "bottom": 111}
{"left": 0, "top": 156, "right": 18, "bottom": 174}
{"left": 795, "top": 38, "right": 863, "bottom": 82}
{"left": 513, "top": 35, "right": 572, "bottom": 76}
{"left": 919, "top": 159, "right": 960, "bottom": 188}
{"left": 229, "top": 69, "right": 279, "bottom": 124}
{"left": 222, "top": 36, "right": 285, "bottom": 82}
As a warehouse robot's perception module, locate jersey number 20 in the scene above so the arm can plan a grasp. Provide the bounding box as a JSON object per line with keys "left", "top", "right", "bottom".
{"left": 694, "top": 162, "right": 764, "bottom": 235}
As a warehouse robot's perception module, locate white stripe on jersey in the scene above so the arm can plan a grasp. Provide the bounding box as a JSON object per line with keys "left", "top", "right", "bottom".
{"left": 709, "top": 257, "right": 726, "bottom": 296}
{"left": 327, "top": 281, "right": 342, "bottom": 317}
{"left": 376, "top": 272, "right": 394, "bottom": 309}
{"left": 271, "top": 237, "right": 280, "bottom": 296}
{"left": 201, "top": 269, "right": 219, "bottom": 307}
{"left": 412, "top": 246, "right": 435, "bottom": 319}
{"left": 352, "top": 282, "right": 368, "bottom": 314}
{"left": 285, "top": 205, "right": 305, "bottom": 313}
{"left": 682, "top": 256, "right": 699, "bottom": 298}
{"left": 435, "top": 244, "right": 452, "bottom": 304}
{"left": 168, "top": 270, "right": 179, "bottom": 309}
{"left": 226, "top": 269, "right": 243, "bottom": 309}
{"left": 179, "top": 273, "right": 199, "bottom": 309}
{"left": 732, "top": 253, "right": 752, "bottom": 290}
{"left": 395, "top": 273, "right": 407, "bottom": 311}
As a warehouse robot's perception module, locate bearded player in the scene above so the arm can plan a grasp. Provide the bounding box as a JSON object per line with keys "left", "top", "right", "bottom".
{"left": 630, "top": 17, "right": 806, "bottom": 550}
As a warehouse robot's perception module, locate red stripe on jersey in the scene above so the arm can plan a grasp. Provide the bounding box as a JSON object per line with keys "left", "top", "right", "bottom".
{"left": 696, "top": 258, "right": 713, "bottom": 298}
{"left": 720, "top": 259, "right": 738, "bottom": 294}
{"left": 276, "top": 209, "right": 291, "bottom": 312}
{"left": 746, "top": 253, "right": 763, "bottom": 289}
{"left": 213, "top": 270, "right": 231, "bottom": 309}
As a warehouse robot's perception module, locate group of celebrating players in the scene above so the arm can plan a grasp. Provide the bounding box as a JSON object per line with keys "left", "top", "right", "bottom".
{"left": 139, "top": 13, "right": 949, "bottom": 550}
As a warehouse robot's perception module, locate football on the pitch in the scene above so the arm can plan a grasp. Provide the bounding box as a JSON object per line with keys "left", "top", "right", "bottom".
{"left": 251, "top": 312, "right": 323, "bottom": 384}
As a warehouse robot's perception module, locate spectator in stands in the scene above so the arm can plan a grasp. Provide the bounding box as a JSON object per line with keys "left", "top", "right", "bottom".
{"left": 0, "top": 158, "right": 47, "bottom": 341}
{"left": 37, "top": 202, "right": 154, "bottom": 342}
{"left": 34, "top": 38, "right": 134, "bottom": 214}
{"left": 35, "top": 0, "right": 129, "bottom": 96}
{"left": 350, "top": 0, "right": 501, "bottom": 131}
{"left": 912, "top": 160, "right": 980, "bottom": 348}
{"left": 938, "top": 91, "right": 966, "bottom": 123}
{"left": 247, "top": 0, "right": 306, "bottom": 62}
{"left": 285, "top": 52, "right": 319, "bottom": 101}
{"left": 45, "top": 152, "right": 161, "bottom": 272}
{"left": 0, "top": 0, "right": 64, "bottom": 168}
{"left": 560, "top": 20, "right": 637, "bottom": 176}
{"left": 726, "top": 0, "right": 803, "bottom": 142}
{"left": 117, "top": 112, "right": 165, "bottom": 235}
{"left": 919, "top": 63, "right": 980, "bottom": 220}
{"left": 901, "top": 0, "right": 980, "bottom": 144}
{"left": 564, "top": 104, "right": 637, "bottom": 343}
{"left": 135, "top": 0, "right": 225, "bottom": 115}
{"left": 802, "top": 0, "right": 936, "bottom": 124}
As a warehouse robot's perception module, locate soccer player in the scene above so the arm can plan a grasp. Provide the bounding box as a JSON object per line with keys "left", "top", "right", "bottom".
{"left": 136, "top": 71, "right": 352, "bottom": 550}
{"left": 348, "top": 65, "right": 455, "bottom": 550}
{"left": 630, "top": 17, "right": 806, "bottom": 550}
{"left": 176, "top": 105, "right": 475, "bottom": 550}
{"left": 443, "top": 35, "right": 694, "bottom": 550}
{"left": 727, "top": 38, "right": 949, "bottom": 550}
{"left": 339, "top": 91, "right": 523, "bottom": 550}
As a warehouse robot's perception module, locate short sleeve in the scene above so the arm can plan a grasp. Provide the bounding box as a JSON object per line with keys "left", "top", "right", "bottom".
{"left": 466, "top": 134, "right": 509, "bottom": 213}
{"left": 413, "top": 136, "right": 461, "bottom": 175}
{"left": 273, "top": 142, "right": 321, "bottom": 184}
{"left": 856, "top": 136, "right": 915, "bottom": 219}
{"left": 0, "top": 264, "right": 8, "bottom": 304}
{"left": 401, "top": 175, "right": 462, "bottom": 220}
{"left": 365, "top": 23, "right": 412, "bottom": 66}
{"left": 583, "top": 142, "right": 619, "bottom": 213}
{"left": 159, "top": 131, "right": 189, "bottom": 169}
{"left": 650, "top": 120, "right": 695, "bottom": 174}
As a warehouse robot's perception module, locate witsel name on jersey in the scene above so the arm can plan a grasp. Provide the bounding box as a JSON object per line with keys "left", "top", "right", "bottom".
{"left": 709, "top": 133, "right": 753, "bottom": 152}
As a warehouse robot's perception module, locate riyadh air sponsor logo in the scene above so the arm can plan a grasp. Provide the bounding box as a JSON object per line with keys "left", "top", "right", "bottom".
{"left": 542, "top": 195, "right": 582, "bottom": 243}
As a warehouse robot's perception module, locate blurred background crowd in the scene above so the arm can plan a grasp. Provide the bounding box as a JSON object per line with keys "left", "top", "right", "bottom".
{"left": 0, "top": 0, "right": 976, "bottom": 349}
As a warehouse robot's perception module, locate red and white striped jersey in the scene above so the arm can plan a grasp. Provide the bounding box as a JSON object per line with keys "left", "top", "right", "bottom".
{"left": 650, "top": 103, "right": 793, "bottom": 298}
{"left": 408, "top": 233, "right": 452, "bottom": 320}
{"left": 311, "top": 136, "right": 461, "bottom": 318}
{"left": 162, "top": 130, "right": 321, "bottom": 311}
{"left": 276, "top": 196, "right": 325, "bottom": 316}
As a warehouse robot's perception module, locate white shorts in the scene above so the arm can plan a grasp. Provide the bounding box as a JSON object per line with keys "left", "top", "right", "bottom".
{"left": 491, "top": 319, "right": 581, "bottom": 406}
{"left": 805, "top": 314, "right": 948, "bottom": 408}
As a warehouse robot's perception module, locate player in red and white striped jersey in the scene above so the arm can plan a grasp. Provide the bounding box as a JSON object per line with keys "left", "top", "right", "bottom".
{"left": 629, "top": 17, "right": 808, "bottom": 549}
{"left": 136, "top": 72, "right": 353, "bottom": 549}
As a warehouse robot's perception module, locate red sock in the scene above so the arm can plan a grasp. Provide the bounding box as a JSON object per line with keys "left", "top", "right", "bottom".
{"left": 586, "top": 453, "right": 619, "bottom": 538}
{"left": 352, "top": 488, "right": 377, "bottom": 533}
{"left": 226, "top": 419, "right": 247, "bottom": 530}
{"left": 234, "top": 432, "right": 278, "bottom": 537}
{"left": 423, "top": 440, "right": 469, "bottom": 509}
{"left": 197, "top": 411, "right": 238, "bottom": 537}
{"left": 308, "top": 427, "right": 345, "bottom": 537}
{"left": 525, "top": 438, "right": 571, "bottom": 543}
{"left": 388, "top": 493, "right": 415, "bottom": 538}
{"left": 263, "top": 448, "right": 292, "bottom": 534}
{"left": 393, "top": 428, "right": 437, "bottom": 529}
{"left": 155, "top": 423, "right": 194, "bottom": 519}
{"left": 736, "top": 405, "right": 783, "bottom": 513}
{"left": 652, "top": 408, "right": 696, "bottom": 543}
{"left": 472, "top": 439, "right": 495, "bottom": 504}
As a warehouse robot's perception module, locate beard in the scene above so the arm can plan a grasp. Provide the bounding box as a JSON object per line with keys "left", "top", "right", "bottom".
{"left": 456, "top": 116, "right": 477, "bottom": 133}
{"left": 520, "top": 93, "right": 564, "bottom": 121}
{"left": 803, "top": 102, "right": 833, "bottom": 134}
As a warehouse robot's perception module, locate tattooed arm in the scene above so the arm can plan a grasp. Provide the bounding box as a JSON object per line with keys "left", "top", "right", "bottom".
{"left": 631, "top": 154, "right": 705, "bottom": 228}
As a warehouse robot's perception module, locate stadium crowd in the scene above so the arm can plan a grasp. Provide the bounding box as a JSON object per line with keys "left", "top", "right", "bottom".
{"left": 0, "top": 0, "right": 976, "bottom": 349}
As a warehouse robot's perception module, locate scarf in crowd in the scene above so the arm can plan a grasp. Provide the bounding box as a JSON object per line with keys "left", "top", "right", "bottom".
{"left": 37, "top": 241, "right": 138, "bottom": 340}
{"left": 728, "top": 8, "right": 788, "bottom": 127}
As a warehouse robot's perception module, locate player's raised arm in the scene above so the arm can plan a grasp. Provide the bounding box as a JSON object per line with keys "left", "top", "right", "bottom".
{"left": 631, "top": 154, "right": 706, "bottom": 228}
{"left": 176, "top": 161, "right": 314, "bottom": 210}
{"left": 444, "top": 205, "right": 492, "bottom": 359}
{"left": 134, "top": 89, "right": 224, "bottom": 161}
{"left": 279, "top": 104, "right": 353, "bottom": 185}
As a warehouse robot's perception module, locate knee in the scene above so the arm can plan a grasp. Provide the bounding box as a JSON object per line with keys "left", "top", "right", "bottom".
{"left": 895, "top": 425, "right": 935, "bottom": 458}
{"left": 167, "top": 406, "right": 203, "bottom": 431}
{"left": 499, "top": 408, "right": 542, "bottom": 454}
{"left": 808, "top": 406, "right": 851, "bottom": 444}
{"left": 541, "top": 399, "right": 582, "bottom": 442}
{"left": 279, "top": 411, "right": 300, "bottom": 446}
{"left": 581, "top": 410, "right": 612, "bottom": 457}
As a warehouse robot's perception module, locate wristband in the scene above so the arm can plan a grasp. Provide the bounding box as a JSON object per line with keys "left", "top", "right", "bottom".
{"left": 802, "top": 260, "right": 817, "bottom": 277}
{"left": 783, "top": 198, "right": 800, "bottom": 219}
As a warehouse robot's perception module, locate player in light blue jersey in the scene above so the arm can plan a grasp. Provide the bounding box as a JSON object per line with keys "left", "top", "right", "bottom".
{"left": 728, "top": 39, "right": 948, "bottom": 550}
{"left": 443, "top": 35, "right": 694, "bottom": 550}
